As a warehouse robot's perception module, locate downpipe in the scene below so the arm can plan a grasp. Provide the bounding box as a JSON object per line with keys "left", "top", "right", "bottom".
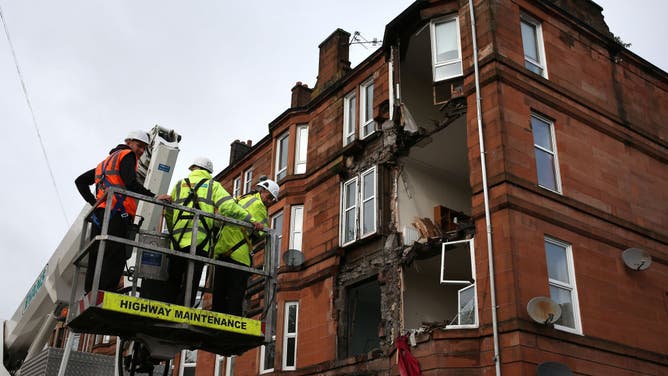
{"left": 468, "top": 1, "right": 501, "bottom": 375}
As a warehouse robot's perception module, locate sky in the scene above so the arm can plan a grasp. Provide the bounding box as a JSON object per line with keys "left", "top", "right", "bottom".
{"left": 0, "top": 0, "right": 666, "bottom": 322}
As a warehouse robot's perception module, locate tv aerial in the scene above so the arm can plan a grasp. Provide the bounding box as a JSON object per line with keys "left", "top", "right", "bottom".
{"left": 622, "top": 247, "right": 652, "bottom": 271}
{"left": 283, "top": 249, "right": 305, "bottom": 267}
{"left": 527, "top": 296, "right": 562, "bottom": 325}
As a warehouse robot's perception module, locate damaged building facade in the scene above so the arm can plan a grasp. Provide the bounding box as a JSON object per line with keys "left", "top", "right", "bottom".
{"left": 179, "top": 0, "right": 668, "bottom": 375}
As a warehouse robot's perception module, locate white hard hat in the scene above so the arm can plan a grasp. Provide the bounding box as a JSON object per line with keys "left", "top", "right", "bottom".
{"left": 190, "top": 157, "right": 213, "bottom": 173}
{"left": 125, "top": 130, "right": 150, "bottom": 145}
{"left": 256, "top": 179, "right": 279, "bottom": 200}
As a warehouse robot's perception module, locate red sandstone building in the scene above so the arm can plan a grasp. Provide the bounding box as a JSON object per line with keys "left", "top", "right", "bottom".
{"left": 174, "top": 0, "right": 667, "bottom": 375}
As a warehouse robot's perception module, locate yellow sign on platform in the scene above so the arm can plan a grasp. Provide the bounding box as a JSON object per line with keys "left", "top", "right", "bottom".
{"left": 101, "top": 292, "right": 262, "bottom": 337}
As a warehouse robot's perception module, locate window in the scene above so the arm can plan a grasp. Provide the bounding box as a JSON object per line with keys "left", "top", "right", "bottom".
{"left": 430, "top": 15, "right": 462, "bottom": 81}
{"left": 243, "top": 168, "right": 253, "bottom": 194}
{"left": 521, "top": 14, "right": 548, "bottom": 77}
{"left": 102, "top": 335, "right": 111, "bottom": 344}
{"left": 179, "top": 349, "right": 197, "bottom": 376}
{"left": 345, "top": 279, "right": 381, "bottom": 357}
{"left": 295, "top": 125, "right": 308, "bottom": 174}
{"left": 260, "top": 302, "right": 277, "bottom": 373}
{"left": 289, "top": 205, "right": 303, "bottom": 251}
{"left": 440, "top": 239, "right": 478, "bottom": 327}
{"left": 272, "top": 211, "right": 284, "bottom": 265}
{"left": 340, "top": 166, "right": 377, "bottom": 246}
{"left": 545, "top": 237, "right": 582, "bottom": 334}
{"left": 214, "top": 355, "right": 225, "bottom": 376}
{"left": 531, "top": 113, "right": 561, "bottom": 193}
{"left": 282, "top": 302, "right": 299, "bottom": 370}
{"left": 343, "top": 91, "right": 357, "bottom": 146}
{"left": 360, "top": 80, "right": 375, "bottom": 138}
{"left": 275, "top": 132, "right": 289, "bottom": 180}
{"left": 233, "top": 176, "right": 241, "bottom": 198}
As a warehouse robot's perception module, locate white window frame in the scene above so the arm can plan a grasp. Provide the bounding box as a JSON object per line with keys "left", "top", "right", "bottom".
{"left": 102, "top": 335, "right": 111, "bottom": 344}
{"left": 243, "top": 168, "right": 253, "bottom": 194}
{"left": 340, "top": 166, "right": 378, "bottom": 246}
{"left": 294, "top": 124, "right": 308, "bottom": 174}
{"left": 214, "top": 355, "right": 225, "bottom": 376}
{"left": 545, "top": 237, "right": 582, "bottom": 335}
{"left": 282, "top": 301, "right": 299, "bottom": 370}
{"left": 179, "top": 349, "right": 197, "bottom": 376}
{"left": 289, "top": 205, "right": 303, "bottom": 251}
{"left": 430, "top": 15, "right": 463, "bottom": 82}
{"left": 531, "top": 113, "right": 562, "bottom": 193}
{"left": 259, "top": 341, "right": 275, "bottom": 374}
{"left": 343, "top": 91, "right": 357, "bottom": 146}
{"left": 233, "top": 176, "right": 241, "bottom": 198}
{"left": 272, "top": 211, "right": 284, "bottom": 266}
{"left": 521, "top": 14, "right": 548, "bottom": 78}
{"left": 359, "top": 79, "right": 375, "bottom": 139}
{"left": 360, "top": 166, "right": 377, "bottom": 238}
{"left": 440, "top": 238, "right": 478, "bottom": 329}
{"left": 340, "top": 176, "right": 358, "bottom": 246}
{"left": 275, "top": 132, "right": 289, "bottom": 181}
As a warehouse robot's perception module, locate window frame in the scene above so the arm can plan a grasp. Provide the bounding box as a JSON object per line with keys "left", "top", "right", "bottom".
{"left": 430, "top": 15, "right": 463, "bottom": 82}
{"left": 243, "top": 168, "right": 253, "bottom": 194}
{"left": 544, "top": 236, "right": 582, "bottom": 335}
{"left": 520, "top": 13, "right": 548, "bottom": 78}
{"left": 294, "top": 124, "right": 309, "bottom": 174}
{"left": 340, "top": 176, "right": 359, "bottom": 246}
{"left": 359, "top": 166, "right": 377, "bottom": 239}
{"left": 282, "top": 301, "right": 299, "bottom": 370}
{"left": 289, "top": 205, "right": 304, "bottom": 251}
{"left": 440, "top": 238, "right": 478, "bottom": 329}
{"left": 275, "top": 132, "right": 289, "bottom": 181}
{"left": 343, "top": 91, "right": 357, "bottom": 146}
{"left": 272, "top": 211, "right": 284, "bottom": 266}
{"left": 359, "top": 79, "right": 375, "bottom": 139}
{"left": 340, "top": 166, "right": 378, "bottom": 246}
{"left": 232, "top": 176, "right": 241, "bottom": 198}
{"left": 531, "top": 113, "right": 562, "bottom": 193}
{"left": 179, "top": 349, "right": 197, "bottom": 376}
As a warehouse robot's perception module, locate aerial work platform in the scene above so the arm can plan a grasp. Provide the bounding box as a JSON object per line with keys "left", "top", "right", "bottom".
{"left": 68, "top": 291, "right": 264, "bottom": 356}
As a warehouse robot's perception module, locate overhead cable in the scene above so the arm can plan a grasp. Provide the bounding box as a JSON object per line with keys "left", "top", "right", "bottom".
{"left": 0, "top": 4, "right": 70, "bottom": 226}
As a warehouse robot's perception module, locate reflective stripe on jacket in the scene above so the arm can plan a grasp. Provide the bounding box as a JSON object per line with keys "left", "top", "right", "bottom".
{"left": 94, "top": 149, "right": 137, "bottom": 216}
{"left": 169, "top": 169, "right": 252, "bottom": 251}
{"left": 214, "top": 192, "right": 268, "bottom": 266}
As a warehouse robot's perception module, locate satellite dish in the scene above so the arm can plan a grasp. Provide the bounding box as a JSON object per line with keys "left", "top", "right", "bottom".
{"left": 527, "top": 297, "right": 562, "bottom": 325}
{"left": 283, "top": 249, "right": 304, "bottom": 267}
{"left": 536, "top": 361, "right": 573, "bottom": 376}
{"left": 622, "top": 248, "right": 652, "bottom": 271}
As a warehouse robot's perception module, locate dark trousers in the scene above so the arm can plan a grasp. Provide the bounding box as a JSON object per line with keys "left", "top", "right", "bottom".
{"left": 166, "top": 244, "right": 209, "bottom": 307}
{"left": 85, "top": 208, "right": 131, "bottom": 293}
{"left": 212, "top": 257, "right": 249, "bottom": 316}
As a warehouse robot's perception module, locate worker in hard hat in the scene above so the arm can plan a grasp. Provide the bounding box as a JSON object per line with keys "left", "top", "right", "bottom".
{"left": 212, "top": 177, "right": 279, "bottom": 315}
{"left": 163, "top": 157, "right": 263, "bottom": 307}
{"left": 75, "top": 130, "right": 172, "bottom": 294}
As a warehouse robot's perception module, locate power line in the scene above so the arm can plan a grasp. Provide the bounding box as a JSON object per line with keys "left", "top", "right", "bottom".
{"left": 0, "top": 4, "right": 70, "bottom": 226}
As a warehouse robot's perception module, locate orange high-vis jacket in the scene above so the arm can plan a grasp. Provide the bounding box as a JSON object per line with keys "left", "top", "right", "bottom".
{"left": 94, "top": 149, "right": 138, "bottom": 216}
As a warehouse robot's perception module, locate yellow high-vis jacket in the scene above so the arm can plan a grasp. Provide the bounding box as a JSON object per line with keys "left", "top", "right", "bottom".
{"left": 213, "top": 192, "right": 268, "bottom": 266}
{"left": 168, "top": 169, "right": 252, "bottom": 251}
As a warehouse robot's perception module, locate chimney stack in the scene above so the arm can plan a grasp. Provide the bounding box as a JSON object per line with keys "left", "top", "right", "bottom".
{"left": 291, "top": 81, "right": 313, "bottom": 107}
{"left": 315, "top": 29, "right": 351, "bottom": 92}
{"left": 229, "top": 139, "right": 252, "bottom": 165}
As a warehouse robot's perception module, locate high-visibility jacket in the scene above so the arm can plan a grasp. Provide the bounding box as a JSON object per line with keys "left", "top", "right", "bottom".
{"left": 95, "top": 149, "right": 137, "bottom": 216}
{"left": 214, "top": 192, "right": 268, "bottom": 266}
{"left": 168, "top": 169, "right": 253, "bottom": 251}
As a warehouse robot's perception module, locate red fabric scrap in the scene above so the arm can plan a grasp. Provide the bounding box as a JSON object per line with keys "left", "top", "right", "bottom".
{"left": 396, "top": 335, "right": 422, "bottom": 376}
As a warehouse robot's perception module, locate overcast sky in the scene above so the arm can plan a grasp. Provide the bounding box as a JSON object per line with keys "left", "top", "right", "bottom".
{"left": 0, "top": 1, "right": 665, "bottom": 321}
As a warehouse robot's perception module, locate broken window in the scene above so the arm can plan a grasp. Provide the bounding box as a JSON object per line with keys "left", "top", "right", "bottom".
{"left": 403, "top": 238, "right": 477, "bottom": 329}
{"left": 179, "top": 349, "right": 197, "bottom": 376}
{"left": 345, "top": 278, "right": 381, "bottom": 357}
{"left": 340, "top": 166, "right": 377, "bottom": 246}
{"left": 430, "top": 15, "right": 462, "bottom": 82}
